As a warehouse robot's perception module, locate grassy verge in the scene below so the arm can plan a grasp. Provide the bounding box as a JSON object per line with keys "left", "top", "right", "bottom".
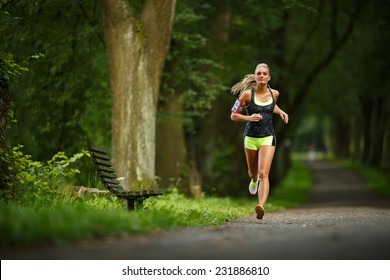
{"left": 0, "top": 160, "right": 312, "bottom": 248}
{"left": 334, "top": 159, "right": 390, "bottom": 198}
{"left": 0, "top": 194, "right": 253, "bottom": 248}
{"left": 267, "top": 160, "right": 312, "bottom": 210}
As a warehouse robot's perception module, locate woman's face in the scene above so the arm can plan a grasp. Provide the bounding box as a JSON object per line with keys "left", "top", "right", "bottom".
{"left": 255, "top": 66, "right": 270, "bottom": 85}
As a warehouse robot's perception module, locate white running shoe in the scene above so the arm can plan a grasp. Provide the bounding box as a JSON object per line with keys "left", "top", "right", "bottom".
{"left": 248, "top": 178, "right": 259, "bottom": 195}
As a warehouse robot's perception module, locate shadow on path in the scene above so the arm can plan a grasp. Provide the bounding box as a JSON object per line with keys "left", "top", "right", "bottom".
{"left": 2, "top": 160, "right": 390, "bottom": 260}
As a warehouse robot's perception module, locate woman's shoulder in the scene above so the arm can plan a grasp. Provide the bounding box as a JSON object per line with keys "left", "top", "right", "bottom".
{"left": 269, "top": 87, "right": 280, "bottom": 99}
{"left": 238, "top": 89, "right": 252, "bottom": 106}
{"left": 239, "top": 89, "right": 252, "bottom": 99}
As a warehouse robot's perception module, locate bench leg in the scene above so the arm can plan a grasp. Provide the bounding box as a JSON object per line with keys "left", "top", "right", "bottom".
{"left": 126, "top": 198, "right": 135, "bottom": 211}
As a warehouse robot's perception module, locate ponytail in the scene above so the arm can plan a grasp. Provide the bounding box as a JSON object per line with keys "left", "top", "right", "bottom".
{"left": 231, "top": 74, "right": 256, "bottom": 95}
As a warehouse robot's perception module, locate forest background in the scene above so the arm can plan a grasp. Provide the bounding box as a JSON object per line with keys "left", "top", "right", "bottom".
{"left": 1, "top": 0, "right": 389, "bottom": 199}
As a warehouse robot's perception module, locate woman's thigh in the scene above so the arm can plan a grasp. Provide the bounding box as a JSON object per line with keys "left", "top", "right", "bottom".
{"left": 244, "top": 148, "right": 259, "bottom": 175}
{"left": 258, "top": 145, "right": 275, "bottom": 176}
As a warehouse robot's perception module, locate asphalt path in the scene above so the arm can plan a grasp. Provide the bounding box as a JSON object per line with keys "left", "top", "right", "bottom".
{"left": 2, "top": 160, "right": 390, "bottom": 260}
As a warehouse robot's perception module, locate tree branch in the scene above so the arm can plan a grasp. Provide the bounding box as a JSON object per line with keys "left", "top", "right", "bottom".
{"left": 281, "top": 0, "right": 368, "bottom": 139}
{"left": 330, "top": 0, "right": 339, "bottom": 44}
{"left": 290, "top": 0, "right": 325, "bottom": 73}
{"left": 0, "top": 0, "right": 20, "bottom": 11}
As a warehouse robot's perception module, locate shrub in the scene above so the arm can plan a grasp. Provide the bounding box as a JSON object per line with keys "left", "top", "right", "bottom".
{"left": 1, "top": 145, "right": 88, "bottom": 203}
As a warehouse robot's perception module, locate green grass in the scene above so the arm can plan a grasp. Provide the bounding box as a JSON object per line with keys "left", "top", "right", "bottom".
{"left": 0, "top": 160, "right": 312, "bottom": 248}
{"left": 0, "top": 194, "right": 253, "bottom": 248}
{"left": 267, "top": 160, "right": 312, "bottom": 210}
{"left": 334, "top": 159, "right": 390, "bottom": 198}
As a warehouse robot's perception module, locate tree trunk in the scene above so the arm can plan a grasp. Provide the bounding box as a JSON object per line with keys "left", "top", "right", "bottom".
{"left": 101, "top": 0, "right": 176, "bottom": 190}
{"left": 351, "top": 115, "right": 362, "bottom": 161}
{"left": 382, "top": 94, "right": 390, "bottom": 172}
{"left": 332, "top": 117, "right": 351, "bottom": 158}
{"left": 156, "top": 94, "right": 188, "bottom": 190}
{"left": 371, "top": 98, "right": 385, "bottom": 167}
{"left": 0, "top": 83, "right": 13, "bottom": 195}
{"left": 382, "top": 114, "right": 390, "bottom": 172}
{"left": 0, "top": 84, "right": 11, "bottom": 139}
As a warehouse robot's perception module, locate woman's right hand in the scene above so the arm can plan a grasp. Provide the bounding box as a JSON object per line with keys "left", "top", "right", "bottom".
{"left": 249, "top": 113, "right": 263, "bottom": 122}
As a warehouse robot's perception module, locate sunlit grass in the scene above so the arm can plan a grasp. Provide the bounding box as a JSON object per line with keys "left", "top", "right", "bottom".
{"left": 0, "top": 160, "right": 312, "bottom": 248}
{"left": 0, "top": 194, "right": 253, "bottom": 248}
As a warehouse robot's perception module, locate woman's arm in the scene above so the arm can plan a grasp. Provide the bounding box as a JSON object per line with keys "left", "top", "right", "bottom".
{"left": 231, "top": 111, "right": 263, "bottom": 122}
{"left": 272, "top": 89, "right": 288, "bottom": 124}
{"left": 230, "top": 90, "right": 263, "bottom": 122}
{"left": 273, "top": 104, "right": 289, "bottom": 124}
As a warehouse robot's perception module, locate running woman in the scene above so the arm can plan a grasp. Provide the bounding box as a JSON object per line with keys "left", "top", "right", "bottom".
{"left": 230, "top": 63, "right": 288, "bottom": 219}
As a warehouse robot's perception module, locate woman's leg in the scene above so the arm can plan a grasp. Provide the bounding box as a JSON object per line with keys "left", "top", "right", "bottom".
{"left": 257, "top": 145, "right": 275, "bottom": 207}
{"left": 244, "top": 148, "right": 259, "bottom": 181}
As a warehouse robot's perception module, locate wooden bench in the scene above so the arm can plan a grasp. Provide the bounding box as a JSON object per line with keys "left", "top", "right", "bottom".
{"left": 88, "top": 146, "right": 163, "bottom": 210}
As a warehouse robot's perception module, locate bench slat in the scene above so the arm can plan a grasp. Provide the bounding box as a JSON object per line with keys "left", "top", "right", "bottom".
{"left": 97, "top": 165, "right": 116, "bottom": 174}
{"left": 97, "top": 170, "right": 117, "bottom": 179}
{"left": 88, "top": 146, "right": 110, "bottom": 155}
{"left": 92, "top": 157, "right": 113, "bottom": 167}
{"left": 90, "top": 150, "right": 111, "bottom": 161}
{"left": 100, "top": 177, "right": 121, "bottom": 185}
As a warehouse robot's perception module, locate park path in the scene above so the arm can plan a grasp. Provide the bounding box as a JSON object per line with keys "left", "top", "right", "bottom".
{"left": 2, "top": 160, "right": 390, "bottom": 260}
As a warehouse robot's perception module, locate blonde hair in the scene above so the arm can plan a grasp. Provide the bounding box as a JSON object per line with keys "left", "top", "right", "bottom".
{"left": 231, "top": 63, "right": 271, "bottom": 95}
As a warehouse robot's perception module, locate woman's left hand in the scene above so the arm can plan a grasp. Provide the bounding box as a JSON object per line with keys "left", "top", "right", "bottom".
{"left": 280, "top": 111, "right": 289, "bottom": 124}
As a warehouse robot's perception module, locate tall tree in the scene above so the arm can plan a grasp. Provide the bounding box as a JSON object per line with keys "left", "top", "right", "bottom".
{"left": 2, "top": 0, "right": 109, "bottom": 160}
{"left": 157, "top": 0, "right": 225, "bottom": 194}
{"left": 101, "top": 0, "right": 176, "bottom": 190}
{"left": 284, "top": 0, "right": 368, "bottom": 137}
{"left": 288, "top": 0, "right": 390, "bottom": 175}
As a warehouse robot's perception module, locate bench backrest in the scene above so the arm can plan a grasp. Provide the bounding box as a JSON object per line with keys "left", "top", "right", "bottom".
{"left": 88, "top": 146, "right": 129, "bottom": 197}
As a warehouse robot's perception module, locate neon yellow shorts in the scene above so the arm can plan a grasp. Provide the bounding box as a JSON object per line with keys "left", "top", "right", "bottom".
{"left": 244, "top": 135, "right": 276, "bottom": 150}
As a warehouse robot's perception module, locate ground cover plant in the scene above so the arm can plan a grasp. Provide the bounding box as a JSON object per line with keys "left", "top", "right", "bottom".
{"left": 0, "top": 151, "right": 312, "bottom": 248}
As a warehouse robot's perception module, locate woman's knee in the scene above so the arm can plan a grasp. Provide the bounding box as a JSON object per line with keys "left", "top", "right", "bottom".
{"left": 248, "top": 169, "right": 258, "bottom": 178}
{"left": 258, "top": 169, "right": 269, "bottom": 179}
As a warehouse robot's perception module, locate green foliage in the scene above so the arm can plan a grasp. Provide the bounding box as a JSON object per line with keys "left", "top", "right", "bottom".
{"left": 160, "top": 0, "right": 227, "bottom": 127}
{"left": 220, "top": 0, "right": 289, "bottom": 84}
{"left": 210, "top": 144, "right": 235, "bottom": 179}
{"left": 0, "top": 191, "right": 253, "bottom": 247}
{"left": 0, "top": 144, "right": 14, "bottom": 201}
{"left": 288, "top": 0, "right": 390, "bottom": 171}
{"left": 145, "top": 188, "right": 253, "bottom": 227}
{"left": 0, "top": 4, "right": 19, "bottom": 34}
{"left": 267, "top": 160, "right": 312, "bottom": 209}
{"left": 0, "top": 51, "right": 44, "bottom": 87}
{"left": 0, "top": 52, "right": 28, "bottom": 86}
{"left": 1, "top": 145, "right": 89, "bottom": 202}
{"left": 292, "top": 116, "right": 327, "bottom": 152}
{"left": 2, "top": 0, "right": 110, "bottom": 159}
{"left": 0, "top": 158, "right": 312, "bottom": 248}
{"left": 0, "top": 5, "right": 45, "bottom": 86}
{"left": 0, "top": 6, "right": 45, "bottom": 200}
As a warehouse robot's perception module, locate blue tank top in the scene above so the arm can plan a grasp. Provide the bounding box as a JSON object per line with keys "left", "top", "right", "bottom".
{"left": 244, "top": 86, "right": 275, "bottom": 138}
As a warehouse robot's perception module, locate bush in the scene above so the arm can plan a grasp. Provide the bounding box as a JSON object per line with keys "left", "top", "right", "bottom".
{"left": 0, "top": 145, "right": 88, "bottom": 203}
